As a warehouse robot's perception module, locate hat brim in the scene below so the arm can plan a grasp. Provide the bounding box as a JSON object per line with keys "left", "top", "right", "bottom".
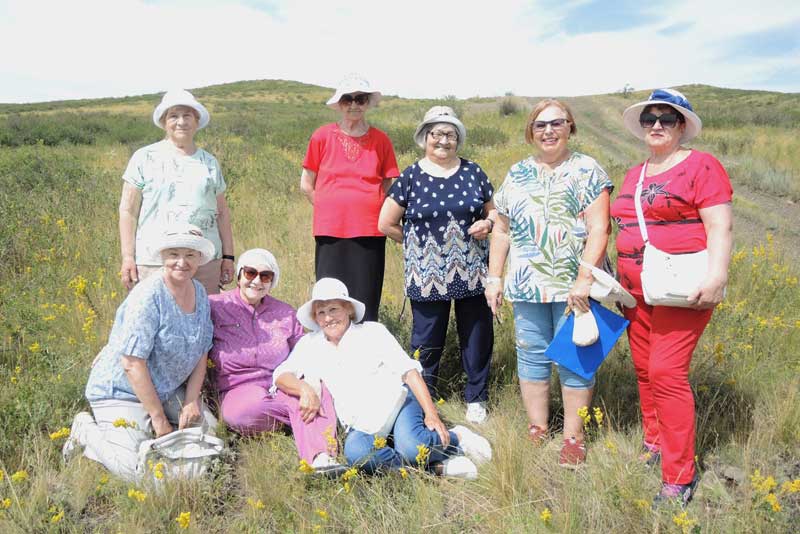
{"left": 583, "top": 262, "right": 637, "bottom": 308}
{"left": 326, "top": 91, "right": 382, "bottom": 110}
{"left": 153, "top": 100, "right": 210, "bottom": 130}
{"left": 413, "top": 116, "right": 467, "bottom": 149}
{"left": 622, "top": 99, "right": 701, "bottom": 144}
{"left": 297, "top": 296, "right": 366, "bottom": 331}
{"left": 153, "top": 236, "right": 215, "bottom": 265}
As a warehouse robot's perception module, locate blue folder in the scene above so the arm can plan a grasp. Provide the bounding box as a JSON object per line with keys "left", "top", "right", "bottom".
{"left": 544, "top": 300, "right": 629, "bottom": 380}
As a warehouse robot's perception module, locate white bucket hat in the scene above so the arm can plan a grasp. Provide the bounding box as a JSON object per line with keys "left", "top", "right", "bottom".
{"left": 580, "top": 260, "right": 636, "bottom": 309}
{"left": 413, "top": 106, "right": 467, "bottom": 150}
{"left": 326, "top": 75, "right": 381, "bottom": 109}
{"left": 622, "top": 88, "right": 702, "bottom": 144}
{"left": 152, "top": 89, "right": 210, "bottom": 130}
{"left": 152, "top": 224, "right": 215, "bottom": 265}
{"left": 296, "top": 278, "right": 366, "bottom": 331}
{"left": 236, "top": 248, "right": 280, "bottom": 290}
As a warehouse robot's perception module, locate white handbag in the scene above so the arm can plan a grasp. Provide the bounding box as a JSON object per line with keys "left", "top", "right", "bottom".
{"left": 634, "top": 162, "right": 718, "bottom": 307}
{"left": 136, "top": 427, "right": 224, "bottom": 481}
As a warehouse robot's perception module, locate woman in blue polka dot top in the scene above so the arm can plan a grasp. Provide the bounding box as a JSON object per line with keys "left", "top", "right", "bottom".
{"left": 379, "top": 106, "right": 496, "bottom": 424}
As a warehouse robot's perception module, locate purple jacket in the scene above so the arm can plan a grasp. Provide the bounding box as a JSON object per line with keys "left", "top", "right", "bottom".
{"left": 209, "top": 289, "right": 304, "bottom": 393}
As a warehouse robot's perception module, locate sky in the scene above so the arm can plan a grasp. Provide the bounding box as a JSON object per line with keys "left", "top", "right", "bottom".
{"left": 1, "top": 0, "right": 799, "bottom": 103}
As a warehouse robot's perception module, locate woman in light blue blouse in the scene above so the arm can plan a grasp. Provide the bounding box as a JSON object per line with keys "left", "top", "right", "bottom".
{"left": 62, "top": 225, "right": 218, "bottom": 481}
{"left": 379, "top": 106, "right": 496, "bottom": 425}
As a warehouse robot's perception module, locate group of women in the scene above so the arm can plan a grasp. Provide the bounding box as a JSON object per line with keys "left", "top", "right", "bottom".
{"left": 64, "top": 77, "right": 733, "bottom": 507}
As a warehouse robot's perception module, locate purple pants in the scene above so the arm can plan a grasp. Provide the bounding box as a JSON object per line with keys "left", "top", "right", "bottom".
{"left": 220, "top": 382, "right": 337, "bottom": 463}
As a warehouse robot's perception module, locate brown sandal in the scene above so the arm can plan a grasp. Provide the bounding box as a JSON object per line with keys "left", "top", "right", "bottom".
{"left": 527, "top": 424, "right": 548, "bottom": 444}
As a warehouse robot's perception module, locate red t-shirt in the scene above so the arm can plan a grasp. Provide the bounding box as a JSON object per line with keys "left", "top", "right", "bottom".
{"left": 303, "top": 123, "right": 399, "bottom": 238}
{"left": 611, "top": 150, "right": 733, "bottom": 295}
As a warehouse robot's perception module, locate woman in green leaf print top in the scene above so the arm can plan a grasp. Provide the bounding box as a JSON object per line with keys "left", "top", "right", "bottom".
{"left": 485, "top": 99, "right": 613, "bottom": 468}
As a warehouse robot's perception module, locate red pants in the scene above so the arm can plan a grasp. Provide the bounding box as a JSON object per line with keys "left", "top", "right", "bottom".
{"left": 624, "top": 295, "right": 712, "bottom": 484}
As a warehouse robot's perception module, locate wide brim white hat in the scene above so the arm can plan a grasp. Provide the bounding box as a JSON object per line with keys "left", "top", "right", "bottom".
{"left": 236, "top": 248, "right": 280, "bottom": 290}
{"left": 297, "top": 278, "right": 366, "bottom": 331}
{"left": 622, "top": 88, "right": 701, "bottom": 144}
{"left": 580, "top": 260, "right": 636, "bottom": 309}
{"left": 326, "top": 75, "right": 381, "bottom": 109}
{"left": 152, "top": 224, "right": 216, "bottom": 265}
{"left": 153, "top": 89, "right": 210, "bottom": 130}
{"left": 413, "top": 105, "right": 467, "bottom": 150}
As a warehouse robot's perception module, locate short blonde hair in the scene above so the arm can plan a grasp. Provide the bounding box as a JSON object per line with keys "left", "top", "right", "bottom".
{"left": 524, "top": 98, "right": 577, "bottom": 144}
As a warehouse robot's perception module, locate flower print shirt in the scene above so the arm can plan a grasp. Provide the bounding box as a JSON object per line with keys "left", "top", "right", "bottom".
{"left": 494, "top": 152, "right": 613, "bottom": 303}
{"left": 123, "top": 140, "right": 227, "bottom": 266}
{"left": 85, "top": 274, "right": 213, "bottom": 403}
{"left": 388, "top": 158, "right": 494, "bottom": 302}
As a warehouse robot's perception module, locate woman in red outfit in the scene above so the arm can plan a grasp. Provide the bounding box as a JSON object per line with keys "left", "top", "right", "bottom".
{"left": 300, "top": 75, "right": 399, "bottom": 321}
{"left": 611, "top": 89, "right": 733, "bottom": 506}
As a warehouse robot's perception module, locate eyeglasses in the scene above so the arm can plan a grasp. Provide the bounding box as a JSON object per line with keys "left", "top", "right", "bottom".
{"left": 240, "top": 267, "right": 274, "bottom": 284}
{"left": 639, "top": 112, "right": 681, "bottom": 129}
{"left": 339, "top": 93, "right": 370, "bottom": 106}
{"left": 531, "top": 118, "right": 570, "bottom": 132}
{"left": 428, "top": 130, "right": 458, "bottom": 142}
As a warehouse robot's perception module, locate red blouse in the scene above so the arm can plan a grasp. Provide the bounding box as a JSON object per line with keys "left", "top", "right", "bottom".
{"left": 611, "top": 150, "right": 733, "bottom": 295}
{"left": 303, "top": 123, "right": 399, "bottom": 238}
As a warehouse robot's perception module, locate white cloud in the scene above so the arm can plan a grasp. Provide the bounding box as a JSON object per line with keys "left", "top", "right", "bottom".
{"left": 0, "top": 0, "right": 797, "bottom": 103}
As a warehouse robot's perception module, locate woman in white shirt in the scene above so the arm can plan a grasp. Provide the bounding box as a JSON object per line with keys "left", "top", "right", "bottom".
{"left": 274, "top": 278, "right": 491, "bottom": 479}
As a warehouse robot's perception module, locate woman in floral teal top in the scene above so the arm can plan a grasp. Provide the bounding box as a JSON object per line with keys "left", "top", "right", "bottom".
{"left": 380, "top": 106, "right": 496, "bottom": 425}
{"left": 485, "top": 99, "right": 612, "bottom": 467}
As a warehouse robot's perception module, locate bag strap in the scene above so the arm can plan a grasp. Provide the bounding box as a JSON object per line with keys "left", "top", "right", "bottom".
{"left": 633, "top": 161, "right": 650, "bottom": 245}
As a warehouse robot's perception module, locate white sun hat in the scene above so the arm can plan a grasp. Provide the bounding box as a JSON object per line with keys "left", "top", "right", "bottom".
{"left": 296, "top": 278, "right": 366, "bottom": 331}
{"left": 152, "top": 89, "right": 210, "bottom": 130}
{"left": 325, "top": 74, "right": 382, "bottom": 109}
{"left": 152, "top": 224, "right": 215, "bottom": 265}
{"left": 236, "top": 248, "right": 281, "bottom": 289}
{"left": 622, "top": 88, "right": 702, "bottom": 144}
{"left": 580, "top": 260, "right": 636, "bottom": 309}
{"left": 413, "top": 105, "right": 467, "bottom": 150}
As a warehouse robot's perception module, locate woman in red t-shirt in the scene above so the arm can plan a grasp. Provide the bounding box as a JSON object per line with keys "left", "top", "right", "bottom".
{"left": 300, "top": 75, "right": 399, "bottom": 321}
{"left": 611, "top": 89, "right": 733, "bottom": 506}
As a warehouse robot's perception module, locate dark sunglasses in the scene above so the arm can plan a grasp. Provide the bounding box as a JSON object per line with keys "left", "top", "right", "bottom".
{"left": 240, "top": 267, "right": 273, "bottom": 283}
{"left": 639, "top": 112, "right": 681, "bottom": 129}
{"left": 531, "top": 118, "right": 570, "bottom": 132}
{"left": 339, "top": 93, "right": 370, "bottom": 106}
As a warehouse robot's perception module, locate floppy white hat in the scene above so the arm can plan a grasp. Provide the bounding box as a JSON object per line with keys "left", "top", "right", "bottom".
{"left": 580, "top": 260, "right": 636, "bottom": 309}
{"left": 152, "top": 224, "right": 215, "bottom": 265}
{"left": 413, "top": 106, "right": 467, "bottom": 150}
{"left": 236, "top": 248, "right": 280, "bottom": 289}
{"left": 622, "top": 88, "right": 702, "bottom": 144}
{"left": 326, "top": 75, "right": 381, "bottom": 109}
{"left": 297, "top": 278, "right": 366, "bottom": 331}
{"left": 152, "top": 89, "right": 210, "bottom": 130}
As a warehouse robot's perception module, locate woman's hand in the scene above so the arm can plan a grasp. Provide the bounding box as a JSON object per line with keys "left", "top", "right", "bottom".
{"left": 220, "top": 258, "right": 234, "bottom": 286}
{"left": 152, "top": 413, "right": 174, "bottom": 437}
{"left": 120, "top": 257, "right": 139, "bottom": 290}
{"left": 567, "top": 276, "right": 592, "bottom": 314}
{"left": 467, "top": 219, "right": 492, "bottom": 241}
{"left": 178, "top": 400, "right": 201, "bottom": 430}
{"left": 424, "top": 411, "right": 450, "bottom": 448}
{"left": 687, "top": 274, "right": 727, "bottom": 309}
{"left": 299, "top": 381, "right": 323, "bottom": 423}
{"left": 484, "top": 280, "right": 503, "bottom": 316}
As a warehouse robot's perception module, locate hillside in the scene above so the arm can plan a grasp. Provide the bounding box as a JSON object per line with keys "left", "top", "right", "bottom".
{"left": 0, "top": 81, "right": 798, "bottom": 533}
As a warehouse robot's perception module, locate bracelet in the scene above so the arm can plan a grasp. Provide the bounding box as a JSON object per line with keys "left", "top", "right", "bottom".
{"left": 486, "top": 218, "right": 495, "bottom": 232}
{"left": 485, "top": 276, "right": 502, "bottom": 285}
{"left": 222, "top": 254, "right": 235, "bottom": 261}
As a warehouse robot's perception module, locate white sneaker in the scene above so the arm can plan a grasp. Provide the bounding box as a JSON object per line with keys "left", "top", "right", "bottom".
{"left": 451, "top": 425, "right": 492, "bottom": 465}
{"left": 62, "top": 411, "right": 93, "bottom": 461}
{"left": 441, "top": 456, "right": 478, "bottom": 480}
{"left": 311, "top": 452, "right": 339, "bottom": 469}
{"left": 465, "top": 402, "right": 488, "bottom": 424}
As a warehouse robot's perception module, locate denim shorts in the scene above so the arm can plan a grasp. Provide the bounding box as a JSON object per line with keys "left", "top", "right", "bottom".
{"left": 513, "top": 301, "right": 594, "bottom": 389}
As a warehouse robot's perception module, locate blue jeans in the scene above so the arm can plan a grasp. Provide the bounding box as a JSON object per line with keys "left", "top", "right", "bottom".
{"left": 513, "top": 301, "right": 594, "bottom": 389}
{"left": 343, "top": 389, "right": 461, "bottom": 474}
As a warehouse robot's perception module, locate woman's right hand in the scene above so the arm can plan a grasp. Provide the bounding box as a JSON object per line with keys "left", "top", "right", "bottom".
{"left": 152, "top": 413, "right": 174, "bottom": 437}
{"left": 299, "top": 382, "right": 323, "bottom": 423}
{"left": 484, "top": 281, "right": 503, "bottom": 315}
{"left": 120, "top": 257, "right": 139, "bottom": 290}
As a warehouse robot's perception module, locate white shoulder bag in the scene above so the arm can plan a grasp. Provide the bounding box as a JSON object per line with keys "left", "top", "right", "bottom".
{"left": 136, "top": 427, "right": 224, "bottom": 481}
{"left": 634, "top": 162, "right": 718, "bottom": 307}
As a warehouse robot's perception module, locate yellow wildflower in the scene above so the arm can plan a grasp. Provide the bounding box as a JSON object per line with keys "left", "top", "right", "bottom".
{"left": 298, "top": 459, "right": 315, "bottom": 474}
{"left": 127, "top": 488, "right": 147, "bottom": 502}
{"left": 436, "top": 398, "right": 445, "bottom": 406}
{"left": 343, "top": 481, "right": 352, "bottom": 493}
{"left": 604, "top": 440, "right": 617, "bottom": 454}
{"left": 672, "top": 511, "right": 698, "bottom": 534}
{"left": 764, "top": 493, "right": 781, "bottom": 512}
{"left": 750, "top": 470, "right": 777, "bottom": 493}
{"left": 0, "top": 470, "right": 4, "bottom": 482}
{"left": 11, "top": 470, "right": 28, "bottom": 483}
{"left": 68, "top": 275, "right": 88, "bottom": 297}
{"left": 399, "top": 467, "right": 408, "bottom": 479}
{"left": 415, "top": 444, "right": 430, "bottom": 466}
{"left": 342, "top": 467, "right": 358, "bottom": 482}
{"left": 175, "top": 511, "right": 191, "bottom": 529}
{"left": 412, "top": 348, "right": 421, "bottom": 360}
{"left": 247, "top": 498, "right": 265, "bottom": 510}
{"left": 593, "top": 406, "right": 603, "bottom": 427}
{"left": 28, "top": 342, "right": 40, "bottom": 353}
{"left": 10, "top": 376, "right": 17, "bottom": 385}
{"left": 780, "top": 479, "right": 800, "bottom": 494}
{"left": 1, "top": 498, "right": 11, "bottom": 509}
{"left": 43, "top": 315, "right": 56, "bottom": 321}
{"left": 577, "top": 406, "right": 590, "bottom": 427}
{"left": 56, "top": 219, "right": 66, "bottom": 230}
{"left": 112, "top": 418, "right": 137, "bottom": 429}
{"left": 316, "top": 509, "right": 329, "bottom": 521}
{"left": 50, "top": 510, "right": 64, "bottom": 524}
{"left": 49, "top": 427, "right": 70, "bottom": 441}
{"left": 633, "top": 499, "right": 650, "bottom": 510}
{"left": 207, "top": 359, "right": 216, "bottom": 369}
{"left": 373, "top": 435, "right": 387, "bottom": 449}
{"left": 324, "top": 426, "right": 337, "bottom": 451}
{"left": 539, "top": 507, "right": 552, "bottom": 524}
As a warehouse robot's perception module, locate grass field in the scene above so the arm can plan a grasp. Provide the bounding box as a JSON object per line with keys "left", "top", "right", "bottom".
{"left": 0, "top": 81, "right": 798, "bottom": 533}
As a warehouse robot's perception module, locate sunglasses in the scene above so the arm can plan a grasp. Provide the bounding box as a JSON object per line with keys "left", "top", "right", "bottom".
{"left": 531, "top": 118, "right": 570, "bottom": 132}
{"left": 639, "top": 112, "right": 681, "bottom": 129}
{"left": 428, "top": 130, "right": 458, "bottom": 142}
{"left": 240, "top": 267, "right": 273, "bottom": 284}
{"left": 339, "top": 93, "right": 370, "bottom": 106}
